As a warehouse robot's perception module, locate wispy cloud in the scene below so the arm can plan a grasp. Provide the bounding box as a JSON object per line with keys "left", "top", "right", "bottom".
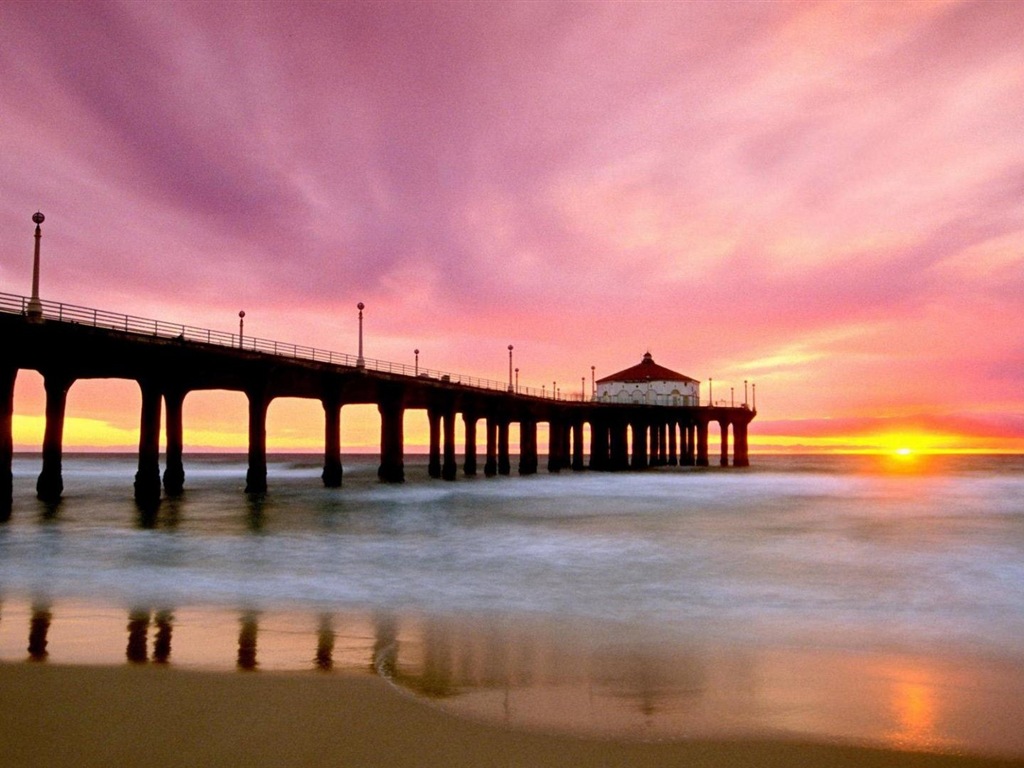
{"left": 2, "top": 0, "right": 1022, "bottom": 446}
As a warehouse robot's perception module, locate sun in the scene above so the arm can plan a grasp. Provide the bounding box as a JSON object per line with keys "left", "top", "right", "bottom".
{"left": 894, "top": 447, "right": 914, "bottom": 457}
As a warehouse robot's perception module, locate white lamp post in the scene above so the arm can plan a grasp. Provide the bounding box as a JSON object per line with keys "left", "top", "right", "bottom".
{"left": 27, "top": 211, "right": 45, "bottom": 318}
{"left": 357, "top": 302, "right": 365, "bottom": 368}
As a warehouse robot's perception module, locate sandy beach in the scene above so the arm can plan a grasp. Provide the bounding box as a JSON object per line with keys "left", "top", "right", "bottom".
{"left": 2, "top": 662, "right": 1023, "bottom": 768}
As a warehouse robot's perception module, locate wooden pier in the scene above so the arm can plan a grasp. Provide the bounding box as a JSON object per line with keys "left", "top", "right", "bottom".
{"left": 1, "top": 293, "right": 755, "bottom": 514}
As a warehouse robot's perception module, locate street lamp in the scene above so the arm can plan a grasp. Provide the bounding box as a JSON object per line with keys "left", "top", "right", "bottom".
{"left": 553, "top": 381, "right": 556, "bottom": 400}
{"left": 357, "top": 302, "right": 365, "bottom": 368}
{"left": 591, "top": 365, "right": 595, "bottom": 398}
{"left": 27, "top": 211, "right": 45, "bottom": 318}
{"left": 731, "top": 387, "right": 734, "bottom": 408}
{"left": 581, "top": 377, "right": 585, "bottom": 401}
{"left": 507, "top": 345, "right": 514, "bottom": 392}
{"left": 515, "top": 367, "right": 519, "bottom": 393}
{"left": 709, "top": 378, "right": 713, "bottom": 406}
{"left": 414, "top": 349, "right": 419, "bottom": 376}
{"left": 238, "top": 310, "right": 245, "bottom": 348}
{"left": 752, "top": 382, "right": 757, "bottom": 412}
{"left": 744, "top": 379, "right": 749, "bottom": 408}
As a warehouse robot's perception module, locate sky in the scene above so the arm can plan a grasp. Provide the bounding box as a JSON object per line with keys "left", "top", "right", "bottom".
{"left": 2, "top": 0, "right": 1023, "bottom": 454}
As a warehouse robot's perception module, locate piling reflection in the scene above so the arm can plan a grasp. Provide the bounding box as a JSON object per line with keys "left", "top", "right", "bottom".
{"left": 134, "top": 500, "right": 182, "bottom": 530}
{"left": 126, "top": 608, "right": 150, "bottom": 662}
{"left": 245, "top": 496, "right": 266, "bottom": 532}
{"left": 135, "top": 502, "right": 161, "bottom": 529}
{"left": 154, "top": 610, "right": 173, "bottom": 663}
{"left": 592, "top": 647, "right": 706, "bottom": 719}
{"left": 315, "top": 613, "right": 334, "bottom": 671}
{"left": 37, "top": 499, "right": 60, "bottom": 522}
{"left": 237, "top": 611, "right": 259, "bottom": 670}
{"left": 372, "top": 613, "right": 398, "bottom": 678}
{"left": 27, "top": 602, "right": 52, "bottom": 661}
{"left": 398, "top": 618, "right": 458, "bottom": 698}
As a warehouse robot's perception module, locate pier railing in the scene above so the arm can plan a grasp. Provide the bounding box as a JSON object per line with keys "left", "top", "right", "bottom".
{"left": 1, "top": 291, "right": 595, "bottom": 402}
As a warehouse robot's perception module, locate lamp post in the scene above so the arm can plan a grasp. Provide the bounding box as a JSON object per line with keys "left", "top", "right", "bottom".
{"left": 27, "top": 211, "right": 45, "bottom": 318}
{"left": 744, "top": 379, "right": 749, "bottom": 408}
{"left": 357, "top": 302, "right": 365, "bottom": 368}
{"left": 731, "top": 387, "right": 734, "bottom": 408}
{"left": 507, "top": 345, "right": 514, "bottom": 392}
{"left": 709, "top": 378, "right": 713, "bottom": 406}
{"left": 581, "top": 377, "right": 585, "bottom": 401}
{"left": 752, "top": 383, "right": 756, "bottom": 412}
{"left": 238, "top": 311, "right": 245, "bottom": 348}
{"left": 553, "top": 381, "right": 556, "bottom": 401}
{"left": 515, "top": 367, "right": 519, "bottom": 393}
{"left": 414, "top": 349, "right": 419, "bottom": 376}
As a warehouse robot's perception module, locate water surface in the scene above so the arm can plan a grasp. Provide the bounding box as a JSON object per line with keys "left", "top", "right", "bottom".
{"left": 2, "top": 453, "right": 1022, "bottom": 755}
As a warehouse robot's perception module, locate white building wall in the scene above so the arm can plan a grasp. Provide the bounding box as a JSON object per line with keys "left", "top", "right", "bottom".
{"left": 595, "top": 379, "right": 700, "bottom": 406}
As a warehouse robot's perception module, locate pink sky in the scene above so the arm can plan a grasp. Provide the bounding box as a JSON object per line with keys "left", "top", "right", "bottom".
{"left": 2, "top": 0, "right": 1023, "bottom": 452}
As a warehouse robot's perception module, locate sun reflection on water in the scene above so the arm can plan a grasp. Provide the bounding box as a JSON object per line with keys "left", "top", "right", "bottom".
{"left": 883, "top": 665, "right": 954, "bottom": 754}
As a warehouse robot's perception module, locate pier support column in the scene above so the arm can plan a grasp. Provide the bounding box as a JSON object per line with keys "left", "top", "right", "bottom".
{"left": 36, "top": 372, "right": 72, "bottom": 503}
{"left": 463, "top": 413, "right": 478, "bottom": 477}
{"left": 441, "top": 408, "right": 457, "bottom": 481}
{"left": 719, "top": 420, "right": 730, "bottom": 467}
{"left": 589, "top": 419, "right": 609, "bottom": 471}
{"left": 649, "top": 423, "right": 660, "bottom": 467}
{"left": 484, "top": 417, "right": 497, "bottom": 477}
{"left": 1, "top": 367, "right": 15, "bottom": 519}
{"left": 630, "top": 419, "right": 648, "bottom": 470}
{"left": 571, "top": 421, "right": 585, "bottom": 471}
{"left": 377, "top": 388, "right": 405, "bottom": 483}
{"left": 245, "top": 387, "right": 271, "bottom": 494}
{"left": 733, "top": 419, "right": 750, "bottom": 467}
{"left": 426, "top": 408, "right": 442, "bottom": 479}
{"left": 609, "top": 420, "right": 629, "bottom": 471}
{"left": 134, "top": 380, "right": 163, "bottom": 507}
{"left": 519, "top": 419, "right": 538, "bottom": 475}
{"left": 658, "top": 423, "right": 668, "bottom": 465}
{"left": 696, "top": 419, "right": 709, "bottom": 467}
{"left": 684, "top": 423, "right": 696, "bottom": 466}
{"left": 668, "top": 420, "right": 678, "bottom": 466}
{"left": 162, "top": 388, "right": 186, "bottom": 495}
{"left": 547, "top": 419, "right": 563, "bottom": 473}
{"left": 497, "top": 420, "right": 511, "bottom": 476}
{"left": 321, "top": 394, "right": 343, "bottom": 488}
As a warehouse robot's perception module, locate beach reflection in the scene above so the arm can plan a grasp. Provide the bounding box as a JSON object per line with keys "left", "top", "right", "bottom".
{"left": 1, "top": 597, "right": 1022, "bottom": 757}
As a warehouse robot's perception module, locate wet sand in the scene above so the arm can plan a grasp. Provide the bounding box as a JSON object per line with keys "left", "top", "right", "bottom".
{"left": 2, "top": 662, "right": 1022, "bottom": 768}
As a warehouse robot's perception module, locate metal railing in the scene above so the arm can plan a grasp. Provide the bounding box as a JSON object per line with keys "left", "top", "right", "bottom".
{"left": 1, "top": 291, "right": 601, "bottom": 401}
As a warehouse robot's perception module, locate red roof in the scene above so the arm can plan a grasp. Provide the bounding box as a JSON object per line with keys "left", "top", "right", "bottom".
{"left": 596, "top": 353, "right": 698, "bottom": 384}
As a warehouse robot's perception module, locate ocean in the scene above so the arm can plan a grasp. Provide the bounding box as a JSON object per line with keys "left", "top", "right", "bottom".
{"left": 2, "top": 453, "right": 1023, "bottom": 753}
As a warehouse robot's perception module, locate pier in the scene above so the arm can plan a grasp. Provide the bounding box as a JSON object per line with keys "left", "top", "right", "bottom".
{"left": 0, "top": 291, "right": 755, "bottom": 514}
